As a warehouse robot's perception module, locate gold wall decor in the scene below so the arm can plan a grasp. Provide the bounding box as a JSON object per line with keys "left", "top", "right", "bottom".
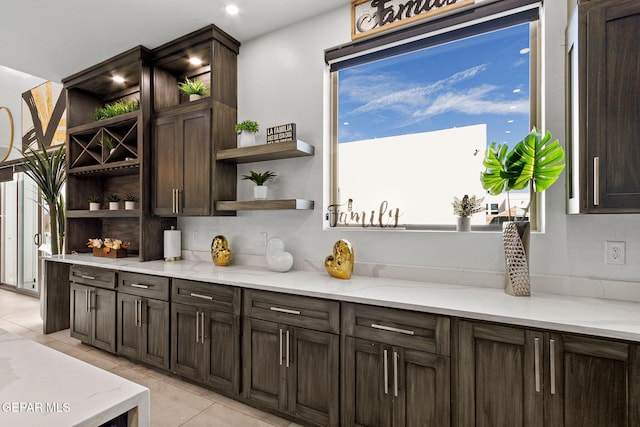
{"left": 21, "top": 81, "right": 67, "bottom": 153}
{"left": 0, "top": 106, "right": 14, "bottom": 163}
{"left": 324, "top": 239, "right": 354, "bottom": 279}
{"left": 329, "top": 198, "right": 401, "bottom": 228}
{"left": 211, "top": 235, "right": 233, "bottom": 266}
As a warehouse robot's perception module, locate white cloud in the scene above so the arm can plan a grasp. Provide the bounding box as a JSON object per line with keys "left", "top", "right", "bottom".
{"left": 414, "top": 85, "right": 529, "bottom": 117}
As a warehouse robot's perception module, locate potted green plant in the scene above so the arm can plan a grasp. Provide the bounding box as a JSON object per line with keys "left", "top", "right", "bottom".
{"left": 94, "top": 98, "right": 140, "bottom": 121}
{"left": 451, "top": 194, "right": 484, "bottom": 232}
{"left": 178, "top": 77, "right": 209, "bottom": 101}
{"left": 100, "top": 135, "right": 115, "bottom": 157}
{"left": 235, "top": 120, "right": 259, "bottom": 148}
{"left": 22, "top": 139, "right": 66, "bottom": 255}
{"left": 88, "top": 195, "right": 101, "bottom": 211}
{"left": 480, "top": 127, "right": 565, "bottom": 296}
{"left": 124, "top": 194, "right": 137, "bottom": 210}
{"left": 242, "top": 170, "right": 276, "bottom": 200}
{"left": 107, "top": 194, "right": 121, "bottom": 210}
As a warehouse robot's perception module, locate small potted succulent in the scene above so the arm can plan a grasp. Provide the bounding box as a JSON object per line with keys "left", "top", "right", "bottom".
{"left": 124, "top": 194, "right": 137, "bottom": 210}
{"left": 451, "top": 194, "right": 484, "bottom": 232}
{"left": 242, "top": 170, "right": 276, "bottom": 200}
{"left": 108, "top": 194, "right": 121, "bottom": 210}
{"left": 88, "top": 195, "right": 101, "bottom": 211}
{"left": 235, "top": 120, "right": 259, "bottom": 148}
{"left": 178, "top": 77, "right": 209, "bottom": 101}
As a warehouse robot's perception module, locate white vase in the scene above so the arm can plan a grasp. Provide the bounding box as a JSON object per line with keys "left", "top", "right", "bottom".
{"left": 189, "top": 94, "right": 202, "bottom": 102}
{"left": 109, "top": 202, "right": 120, "bottom": 210}
{"left": 125, "top": 201, "right": 137, "bottom": 210}
{"left": 254, "top": 186, "right": 268, "bottom": 200}
{"left": 238, "top": 131, "right": 257, "bottom": 148}
{"left": 456, "top": 216, "right": 471, "bottom": 232}
{"left": 89, "top": 202, "right": 100, "bottom": 211}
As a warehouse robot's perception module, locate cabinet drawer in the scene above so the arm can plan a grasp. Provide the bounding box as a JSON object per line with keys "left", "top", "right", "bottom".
{"left": 69, "top": 265, "right": 116, "bottom": 289}
{"left": 244, "top": 289, "right": 340, "bottom": 334}
{"left": 118, "top": 272, "right": 169, "bottom": 301}
{"left": 172, "top": 279, "right": 240, "bottom": 315}
{"left": 342, "top": 303, "right": 450, "bottom": 356}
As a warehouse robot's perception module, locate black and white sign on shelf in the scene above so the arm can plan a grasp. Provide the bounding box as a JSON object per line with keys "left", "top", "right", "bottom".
{"left": 266, "top": 123, "right": 296, "bottom": 144}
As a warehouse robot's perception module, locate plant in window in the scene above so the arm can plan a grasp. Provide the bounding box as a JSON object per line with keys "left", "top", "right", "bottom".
{"left": 452, "top": 194, "right": 485, "bottom": 217}
{"left": 178, "top": 77, "right": 209, "bottom": 99}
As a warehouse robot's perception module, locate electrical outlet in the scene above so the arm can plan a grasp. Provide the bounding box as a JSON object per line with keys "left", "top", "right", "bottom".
{"left": 605, "top": 241, "right": 625, "bottom": 265}
{"left": 192, "top": 231, "right": 198, "bottom": 242}
{"left": 259, "top": 232, "right": 268, "bottom": 247}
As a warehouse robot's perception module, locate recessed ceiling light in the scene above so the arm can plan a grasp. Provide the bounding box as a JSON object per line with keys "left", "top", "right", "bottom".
{"left": 189, "top": 57, "right": 202, "bottom": 66}
{"left": 112, "top": 75, "right": 125, "bottom": 83}
{"left": 225, "top": 5, "right": 239, "bottom": 15}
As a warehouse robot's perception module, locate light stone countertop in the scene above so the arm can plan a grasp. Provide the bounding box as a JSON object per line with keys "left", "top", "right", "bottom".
{"left": 48, "top": 254, "right": 640, "bottom": 343}
{"left": 0, "top": 328, "right": 150, "bottom": 426}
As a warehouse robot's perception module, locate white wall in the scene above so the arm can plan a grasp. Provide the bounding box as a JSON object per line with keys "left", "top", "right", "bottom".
{"left": 179, "top": 1, "right": 640, "bottom": 286}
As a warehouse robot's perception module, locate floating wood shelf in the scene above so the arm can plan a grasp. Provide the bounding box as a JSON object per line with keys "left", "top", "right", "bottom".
{"left": 66, "top": 209, "right": 140, "bottom": 218}
{"left": 216, "top": 140, "right": 314, "bottom": 164}
{"left": 216, "top": 199, "right": 314, "bottom": 211}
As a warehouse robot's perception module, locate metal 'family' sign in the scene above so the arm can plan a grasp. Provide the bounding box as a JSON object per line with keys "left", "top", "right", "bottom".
{"left": 351, "top": 0, "right": 475, "bottom": 40}
{"left": 266, "top": 123, "right": 296, "bottom": 144}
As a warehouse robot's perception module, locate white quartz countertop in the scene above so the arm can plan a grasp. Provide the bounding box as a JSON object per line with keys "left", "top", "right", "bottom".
{"left": 0, "top": 328, "right": 149, "bottom": 426}
{"left": 48, "top": 254, "right": 640, "bottom": 342}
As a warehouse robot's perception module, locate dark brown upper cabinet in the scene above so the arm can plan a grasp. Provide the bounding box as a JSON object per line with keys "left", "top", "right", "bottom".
{"left": 567, "top": 0, "right": 640, "bottom": 213}
{"left": 63, "top": 47, "right": 174, "bottom": 260}
{"left": 151, "top": 25, "right": 240, "bottom": 216}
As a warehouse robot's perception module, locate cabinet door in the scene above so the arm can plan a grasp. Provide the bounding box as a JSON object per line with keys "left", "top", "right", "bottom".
{"left": 153, "top": 115, "right": 182, "bottom": 215}
{"left": 181, "top": 109, "right": 211, "bottom": 216}
{"left": 545, "top": 334, "right": 640, "bottom": 427}
{"left": 343, "top": 336, "right": 392, "bottom": 427}
{"left": 393, "top": 347, "right": 450, "bottom": 427}
{"left": 70, "top": 283, "right": 91, "bottom": 343}
{"left": 456, "top": 321, "right": 543, "bottom": 427}
{"left": 288, "top": 327, "right": 339, "bottom": 427}
{"left": 583, "top": 0, "right": 640, "bottom": 211}
{"left": 243, "top": 317, "right": 286, "bottom": 412}
{"left": 171, "top": 303, "right": 202, "bottom": 381}
{"left": 117, "top": 293, "right": 141, "bottom": 360}
{"left": 91, "top": 287, "right": 116, "bottom": 353}
{"left": 141, "top": 299, "right": 170, "bottom": 370}
{"left": 202, "top": 310, "right": 240, "bottom": 394}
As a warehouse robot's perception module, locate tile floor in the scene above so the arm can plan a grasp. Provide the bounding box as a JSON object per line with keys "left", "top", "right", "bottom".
{"left": 0, "top": 289, "right": 302, "bottom": 427}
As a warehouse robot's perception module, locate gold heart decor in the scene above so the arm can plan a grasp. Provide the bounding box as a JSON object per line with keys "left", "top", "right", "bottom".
{"left": 211, "top": 235, "right": 233, "bottom": 266}
{"left": 324, "top": 239, "right": 354, "bottom": 279}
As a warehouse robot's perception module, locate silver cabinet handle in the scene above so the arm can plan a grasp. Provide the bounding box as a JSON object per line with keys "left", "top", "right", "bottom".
{"left": 190, "top": 292, "right": 213, "bottom": 301}
{"left": 130, "top": 283, "right": 149, "bottom": 289}
{"left": 200, "top": 312, "right": 205, "bottom": 344}
{"left": 279, "top": 328, "right": 283, "bottom": 366}
{"left": 270, "top": 306, "right": 301, "bottom": 315}
{"left": 393, "top": 351, "right": 399, "bottom": 397}
{"left": 534, "top": 337, "right": 541, "bottom": 393}
{"left": 383, "top": 349, "right": 389, "bottom": 395}
{"left": 81, "top": 275, "right": 96, "bottom": 280}
{"left": 550, "top": 339, "right": 556, "bottom": 395}
{"left": 86, "top": 289, "right": 90, "bottom": 313}
{"left": 371, "top": 323, "right": 415, "bottom": 336}
{"left": 172, "top": 189, "right": 177, "bottom": 213}
{"left": 286, "top": 330, "right": 290, "bottom": 368}
{"left": 138, "top": 299, "right": 143, "bottom": 327}
{"left": 134, "top": 299, "right": 139, "bottom": 326}
{"left": 195, "top": 311, "right": 199, "bottom": 343}
{"left": 593, "top": 157, "right": 600, "bottom": 206}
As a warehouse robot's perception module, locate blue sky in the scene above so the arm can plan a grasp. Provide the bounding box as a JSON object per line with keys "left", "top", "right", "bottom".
{"left": 338, "top": 23, "right": 531, "bottom": 148}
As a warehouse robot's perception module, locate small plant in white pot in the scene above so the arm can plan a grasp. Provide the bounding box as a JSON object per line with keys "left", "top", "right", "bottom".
{"left": 235, "top": 120, "right": 259, "bottom": 148}
{"left": 242, "top": 170, "right": 276, "bottom": 200}
{"left": 108, "top": 194, "right": 121, "bottom": 210}
{"left": 124, "top": 194, "right": 137, "bottom": 210}
{"left": 451, "top": 194, "right": 484, "bottom": 231}
{"left": 88, "top": 195, "right": 101, "bottom": 211}
{"left": 178, "top": 77, "right": 209, "bottom": 101}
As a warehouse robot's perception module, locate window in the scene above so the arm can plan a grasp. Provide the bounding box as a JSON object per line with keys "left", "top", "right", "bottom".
{"left": 327, "top": 3, "right": 540, "bottom": 229}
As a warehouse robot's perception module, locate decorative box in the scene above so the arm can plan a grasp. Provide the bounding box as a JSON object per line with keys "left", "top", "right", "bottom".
{"left": 92, "top": 248, "right": 128, "bottom": 258}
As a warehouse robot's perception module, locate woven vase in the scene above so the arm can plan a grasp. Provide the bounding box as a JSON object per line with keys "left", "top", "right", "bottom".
{"left": 502, "top": 221, "right": 530, "bottom": 296}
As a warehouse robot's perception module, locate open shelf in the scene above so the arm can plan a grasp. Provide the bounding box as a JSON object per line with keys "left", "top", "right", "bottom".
{"left": 216, "top": 140, "right": 314, "bottom": 164}
{"left": 67, "top": 209, "right": 140, "bottom": 219}
{"left": 215, "top": 199, "right": 314, "bottom": 211}
{"left": 67, "top": 160, "right": 140, "bottom": 176}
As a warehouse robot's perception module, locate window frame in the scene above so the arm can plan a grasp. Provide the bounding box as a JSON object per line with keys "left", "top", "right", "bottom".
{"left": 327, "top": 1, "right": 542, "bottom": 231}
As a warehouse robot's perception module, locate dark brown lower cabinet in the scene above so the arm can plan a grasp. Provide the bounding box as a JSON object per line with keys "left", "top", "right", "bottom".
{"left": 456, "top": 320, "right": 640, "bottom": 427}
{"left": 171, "top": 302, "right": 240, "bottom": 394}
{"left": 70, "top": 283, "right": 116, "bottom": 353}
{"left": 343, "top": 336, "right": 450, "bottom": 427}
{"left": 117, "top": 293, "right": 169, "bottom": 369}
{"left": 243, "top": 317, "right": 339, "bottom": 427}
